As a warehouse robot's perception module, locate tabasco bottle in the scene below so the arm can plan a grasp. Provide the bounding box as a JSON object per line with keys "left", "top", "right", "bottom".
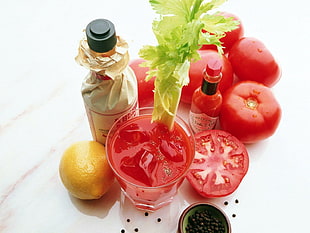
{"left": 189, "top": 58, "right": 222, "bottom": 133}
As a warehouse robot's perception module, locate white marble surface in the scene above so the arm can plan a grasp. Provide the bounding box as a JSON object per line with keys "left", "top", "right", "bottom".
{"left": 1, "top": 0, "right": 310, "bottom": 232}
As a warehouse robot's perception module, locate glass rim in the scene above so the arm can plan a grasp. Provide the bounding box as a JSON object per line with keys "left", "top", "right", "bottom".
{"left": 106, "top": 107, "right": 195, "bottom": 190}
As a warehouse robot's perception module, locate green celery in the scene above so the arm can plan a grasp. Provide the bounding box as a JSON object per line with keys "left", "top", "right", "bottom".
{"left": 139, "top": 0, "right": 239, "bottom": 129}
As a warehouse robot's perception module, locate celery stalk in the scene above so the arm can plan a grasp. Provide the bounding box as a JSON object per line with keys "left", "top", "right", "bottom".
{"left": 139, "top": 0, "right": 239, "bottom": 129}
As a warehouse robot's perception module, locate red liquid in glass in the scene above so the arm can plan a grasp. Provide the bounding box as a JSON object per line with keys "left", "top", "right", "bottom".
{"left": 109, "top": 115, "right": 192, "bottom": 187}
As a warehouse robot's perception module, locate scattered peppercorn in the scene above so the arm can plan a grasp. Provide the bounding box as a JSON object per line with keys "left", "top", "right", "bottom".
{"left": 121, "top": 229, "right": 125, "bottom": 233}
{"left": 144, "top": 212, "right": 149, "bottom": 217}
{"left": 157, "top": 218, "right": 162, "bottom": 222}
{"left": 224, "top": 201, "right": 229, "bottom": 206}
{"left": 235, "top": 199, "right": 239, "bottom": 204}
{"left": 126, "top": 219, "right": 131, "bottom": 222}
{"left": 134, "top": 228, "right": 139, "bottom": 232}
{"left": 185, "top": 209, "right": 226, "bottom": 233}
{"left": 232, "top": 214, "right": 236, "bottom": 218}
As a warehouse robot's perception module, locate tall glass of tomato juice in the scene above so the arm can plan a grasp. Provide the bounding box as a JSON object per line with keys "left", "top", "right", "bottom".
{"left": 106, "top": 107, "right": 195, "bottom": 211}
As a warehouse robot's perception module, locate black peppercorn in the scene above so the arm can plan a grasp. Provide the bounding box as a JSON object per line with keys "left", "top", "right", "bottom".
{"left": 185, "top": 209, "right": 226, "bottom": 233}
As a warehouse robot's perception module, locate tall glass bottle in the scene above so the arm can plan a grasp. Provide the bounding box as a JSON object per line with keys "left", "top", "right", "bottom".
{"left": 189, "top": 58, "right": 222, "bottom": 133}
{"left": 75, "top": 19, "right": 138, "bottom": 145}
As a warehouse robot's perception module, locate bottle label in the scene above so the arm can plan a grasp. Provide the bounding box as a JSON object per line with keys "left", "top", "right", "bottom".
{"left": 85, "top": 99, "right": 138, "bottom": 145}
{"left": 189, "top": 111, "right": 218, "bottom": 133}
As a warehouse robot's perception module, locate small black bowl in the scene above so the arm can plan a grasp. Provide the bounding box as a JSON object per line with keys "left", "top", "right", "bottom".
{"left": 178, "top": 202, "right": 231, "bottom": 233}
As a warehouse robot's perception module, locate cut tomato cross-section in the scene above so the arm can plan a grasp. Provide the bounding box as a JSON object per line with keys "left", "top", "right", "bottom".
{"left": 186, "top": 130, "right": 249, "bottom": 198}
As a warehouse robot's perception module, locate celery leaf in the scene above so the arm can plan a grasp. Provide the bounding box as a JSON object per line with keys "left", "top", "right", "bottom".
{"left": 139, "top": 0, "right": 237, "bottom": 129}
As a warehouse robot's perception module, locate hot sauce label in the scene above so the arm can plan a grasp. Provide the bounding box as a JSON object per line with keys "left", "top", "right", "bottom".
{"left": 189, "top": 111, "right": 218, "bottom": 133}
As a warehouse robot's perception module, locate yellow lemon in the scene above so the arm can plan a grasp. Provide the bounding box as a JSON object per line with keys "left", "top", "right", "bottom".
{"left": 59, "top": 141, "right": 114, "bottom": 200}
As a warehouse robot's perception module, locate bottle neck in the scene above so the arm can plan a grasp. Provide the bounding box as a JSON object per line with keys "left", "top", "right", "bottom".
{"left": 89, "top": 47, "right": 117, "bottom": 81}
{"left": 89, "top": 46, "right": 116, "bottom": 58}
{"left": 201, "top": 79, "right": 218, "bottom": 95}
{"left": 201, "top": 73, "right": 221, "bottom": 95}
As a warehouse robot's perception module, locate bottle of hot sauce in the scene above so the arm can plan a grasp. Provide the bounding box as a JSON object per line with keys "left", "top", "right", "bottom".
{"left": 75, "top": 19, "right": 138, "bottom": 145}
{"left": 189, "top": 58, "right": 222, "bottom": 133}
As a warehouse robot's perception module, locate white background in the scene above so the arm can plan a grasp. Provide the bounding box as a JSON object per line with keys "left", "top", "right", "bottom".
{"left": 1, "top": 0, "right": 309, "bottom": 233}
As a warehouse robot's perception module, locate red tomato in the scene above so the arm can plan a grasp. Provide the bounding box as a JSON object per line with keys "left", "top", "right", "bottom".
{"left": 219, "top": 81, "right": 282, "bottom": 144}
{"left": 228, "top": 37, "right": 281, "bottom": 87}
{"left": 200, "top": 12, "right": 244, "bottom": 54}
{"left": 181, "top": 50, "right": 233, "bottom": 104}
{"left": 129, "top": 58, "right": 155, "bottom": 107}
{"left": 186, "top": 130, "right": 249, "bottom": 198}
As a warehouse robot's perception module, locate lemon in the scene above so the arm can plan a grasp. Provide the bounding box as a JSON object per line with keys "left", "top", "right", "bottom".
{"left": 59, "top": 141, "right": 114, "bottom": 200}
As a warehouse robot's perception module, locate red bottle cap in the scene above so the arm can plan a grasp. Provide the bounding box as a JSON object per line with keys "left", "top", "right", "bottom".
{"left": 205, "top": 58, "right": 222, "bottom": 77}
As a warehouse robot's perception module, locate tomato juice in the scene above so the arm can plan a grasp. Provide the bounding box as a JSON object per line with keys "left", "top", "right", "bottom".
{"left": 106, "top": 110, "right": 195, "bottom": 210}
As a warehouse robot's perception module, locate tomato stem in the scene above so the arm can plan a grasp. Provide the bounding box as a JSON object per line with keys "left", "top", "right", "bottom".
{"left": 245, "top": 97, "right": 258, "bottom": 110}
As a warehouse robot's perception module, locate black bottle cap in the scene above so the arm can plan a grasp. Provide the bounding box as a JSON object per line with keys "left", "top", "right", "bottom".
{"left": 86, "top": 19, "right": 117, "bottom": 53}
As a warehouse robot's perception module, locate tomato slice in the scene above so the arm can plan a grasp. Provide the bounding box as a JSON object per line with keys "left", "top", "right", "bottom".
{"left": 186, "top": 130, "right": 249, "bottom": 198}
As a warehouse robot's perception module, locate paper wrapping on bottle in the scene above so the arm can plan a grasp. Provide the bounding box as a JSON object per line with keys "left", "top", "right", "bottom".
{"left": 75, "top": 36, "right": 130, "bottom": 78}
{"left": 75, "top": 36, "right": 138, "bottom": 144}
